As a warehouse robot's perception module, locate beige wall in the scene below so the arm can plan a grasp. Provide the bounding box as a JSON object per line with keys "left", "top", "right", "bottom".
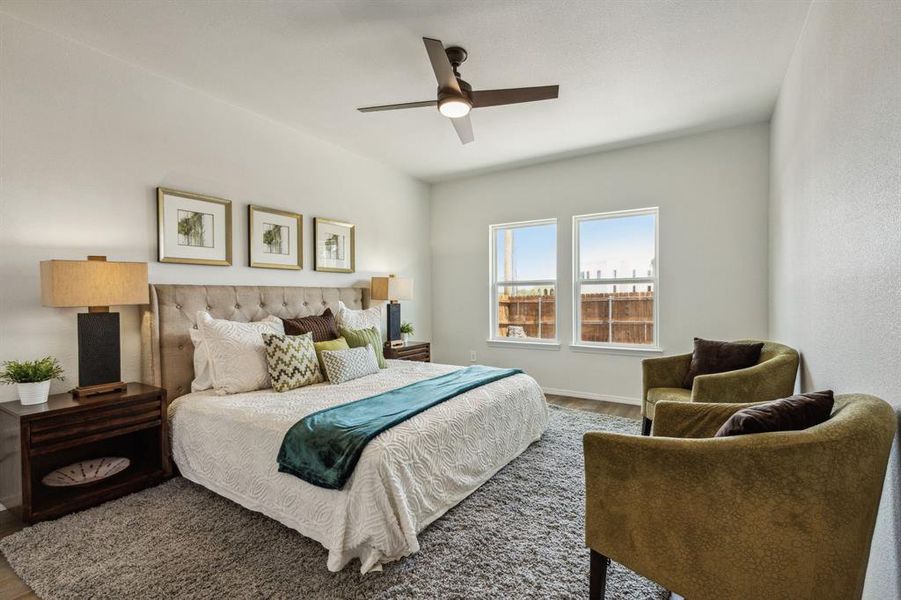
{"left": 769, "top": 2, "right": 901, "bottom": 597}
{"left": 0, "top": 15, "right": 431, "bottom": 402}
{"left": 430, "top": 123, "right": 771, "bottom": 403}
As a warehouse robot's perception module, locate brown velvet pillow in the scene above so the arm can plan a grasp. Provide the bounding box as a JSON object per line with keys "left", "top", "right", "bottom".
{"left": 282, "top": 308, "right": 339, "bottom": 342}
{"left": 714, "top": 390, "right": 835, "bottom": 438}
{"left": 682, "top": 338, "right": 764, "bottom": 389}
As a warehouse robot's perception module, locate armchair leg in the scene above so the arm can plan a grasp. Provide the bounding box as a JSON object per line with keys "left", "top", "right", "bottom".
{"left": 641, "top": 417, "right": 652, "bottom": 436}
{"left": 589, "top": 549, "right": 610, "bottom": 599}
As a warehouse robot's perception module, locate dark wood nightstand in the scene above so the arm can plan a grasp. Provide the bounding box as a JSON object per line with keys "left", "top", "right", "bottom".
{"left": 383, "top": 341, "right": 431, "bottom": 362}
{"left": 0, "top": 383, "right": 171, "bottom": 523}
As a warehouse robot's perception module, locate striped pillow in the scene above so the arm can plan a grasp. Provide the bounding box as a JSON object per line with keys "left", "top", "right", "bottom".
{"left": 339, "top": 327, "right": 386, "bottom": 368}
{"left": 282, "top": 308, "right": 340, "bottom": 342}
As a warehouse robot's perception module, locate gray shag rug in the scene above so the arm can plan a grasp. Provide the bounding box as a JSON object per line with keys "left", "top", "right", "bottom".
{"left": 1, "top": 406, "right": 666, "bottom": 599}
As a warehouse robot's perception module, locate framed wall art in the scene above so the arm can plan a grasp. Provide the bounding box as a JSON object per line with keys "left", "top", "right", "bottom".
{"left": 157, "top": 187, "right": 232, "bottom": 266}
{"left": 313, "top": 218, "right": 355, "bottom": 273}
{"left": 248, "top": 205, "right": 302, "bottom": 270}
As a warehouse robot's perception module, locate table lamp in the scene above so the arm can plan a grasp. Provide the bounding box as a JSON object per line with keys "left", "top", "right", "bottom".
{"left": 40, "top": 256, "right": 149, "bottom": 397}
{"left": 370, "top": 275, "right": 413, "bottom": 348}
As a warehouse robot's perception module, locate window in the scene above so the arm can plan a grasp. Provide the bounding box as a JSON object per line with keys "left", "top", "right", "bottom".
{"left": 489, "top": 219, "right": 557, "bottom": 343}
{"left": 573, "top": 208, "right": 658, "bottom": 349}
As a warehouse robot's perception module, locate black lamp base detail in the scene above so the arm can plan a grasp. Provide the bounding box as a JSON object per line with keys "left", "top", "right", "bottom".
{"left": 77, "top": 312, "right": 123, "bottom": 393}
{"left": 386, "top": 302, "right": 402, "bottom": 347}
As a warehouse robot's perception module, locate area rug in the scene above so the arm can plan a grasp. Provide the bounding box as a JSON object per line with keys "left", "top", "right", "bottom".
{"left": 1, "top": 406, "right": 666, "bottom": 600}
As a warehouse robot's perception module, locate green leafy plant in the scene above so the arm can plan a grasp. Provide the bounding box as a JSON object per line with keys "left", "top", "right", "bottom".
{"left": 263, "top": 227, "right": 281, "bottom": 248}
{"left": 0, "top": 357, "right": 65, "bottom": 384}
{"left": 400, "top": 322, "right": 414, "bottom": 335}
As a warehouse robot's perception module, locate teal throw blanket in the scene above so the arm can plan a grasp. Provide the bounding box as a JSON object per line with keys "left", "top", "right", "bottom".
{"left": 277, "top": 365, "right": 523, "bottom": 489}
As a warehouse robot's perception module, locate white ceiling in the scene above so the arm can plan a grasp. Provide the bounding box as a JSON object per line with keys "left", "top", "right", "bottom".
{"left": 0, "top": 0, "right": 811, "bottom": 182}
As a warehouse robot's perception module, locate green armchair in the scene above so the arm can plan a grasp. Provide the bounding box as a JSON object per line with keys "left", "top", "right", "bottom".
{"left": 641, "top": 339, "right": 799, "bottom": 435}
{"left": 584, "top": 395, "right": 896, "bottom": 600}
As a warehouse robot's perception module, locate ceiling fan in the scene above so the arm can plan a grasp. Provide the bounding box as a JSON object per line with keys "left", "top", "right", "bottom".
{"left": 357, "top": 37, "right": 559, "bottom": 144}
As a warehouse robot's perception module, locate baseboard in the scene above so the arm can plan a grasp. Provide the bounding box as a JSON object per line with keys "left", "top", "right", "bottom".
{"left": 541, "top": 387, "right": 640, "bottom": 406}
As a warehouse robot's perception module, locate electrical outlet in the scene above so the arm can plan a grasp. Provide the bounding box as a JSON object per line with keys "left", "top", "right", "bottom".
{"left": 469, "top": 350, "right": 477, "bottom": 362}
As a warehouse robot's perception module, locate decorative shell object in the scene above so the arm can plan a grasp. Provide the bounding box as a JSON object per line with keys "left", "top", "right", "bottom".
{"left": 42, "top": 457, "right": 130, "bottom": 487}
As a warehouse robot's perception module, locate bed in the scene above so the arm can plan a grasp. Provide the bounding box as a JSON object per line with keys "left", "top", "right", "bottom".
{"left": 141, "top": 284, "right": 548, "bottom": 573}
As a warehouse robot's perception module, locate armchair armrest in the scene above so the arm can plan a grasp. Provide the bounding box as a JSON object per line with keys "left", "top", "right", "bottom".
{"left": 583, "top": 425, "right": 880, "bottom": 599}
{"left": 691, "top": 353, "right": 799, "bottom": 404}
{"left": 652, "top": 400, "right": 764, "bottom": 438}
{"left": 641, "top": 353, "right": 691, "bottom": 416}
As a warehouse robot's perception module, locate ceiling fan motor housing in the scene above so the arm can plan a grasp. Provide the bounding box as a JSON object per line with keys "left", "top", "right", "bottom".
{"left": 439, "top": 78, "right": 472, "bottom": 102}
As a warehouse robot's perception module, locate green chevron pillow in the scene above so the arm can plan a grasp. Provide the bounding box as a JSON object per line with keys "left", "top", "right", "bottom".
{"left": 339, "top": 326, "right": 386, "bottom": 368}
{"left": 262, "top": 332, "right": 323, "bottom": 392}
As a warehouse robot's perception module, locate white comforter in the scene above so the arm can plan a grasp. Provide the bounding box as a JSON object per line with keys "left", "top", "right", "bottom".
{"left": 168, "top": 360, "right": 548, "bottom": 573}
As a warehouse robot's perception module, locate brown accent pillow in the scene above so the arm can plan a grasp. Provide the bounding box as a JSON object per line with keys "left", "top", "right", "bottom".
{"left": 282, "top": 308, "right": 339, "bottom": 342}
{"left": 682, "top": 338, "right": 764, "bottom": 389}
{"left": 714, "top": 390, "right": 835, "bottom": 437}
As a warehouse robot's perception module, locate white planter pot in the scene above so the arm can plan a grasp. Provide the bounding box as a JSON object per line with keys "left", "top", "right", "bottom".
{"left": 17, "top": 380, "right": 51, "bottom": 406}
{"left": 402, "top": 333, "right": 410, "bottom": 344}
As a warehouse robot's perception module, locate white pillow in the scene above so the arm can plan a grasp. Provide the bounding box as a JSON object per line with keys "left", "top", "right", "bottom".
{"left": 336, "top": 300, "right": 381, "bottom": 332}
{"left": 321, "top": 345, "right": 380, "bottom": 384}
{"left": 189, "top": 328, "right": 212, "bottom": 392}
{"left": 196, "top": 312, "right": 284, "bottom": 395}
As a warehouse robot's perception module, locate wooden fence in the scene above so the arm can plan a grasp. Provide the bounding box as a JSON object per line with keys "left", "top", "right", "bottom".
{"left": 497, "top": 291, "right": 654, "bottom": 344}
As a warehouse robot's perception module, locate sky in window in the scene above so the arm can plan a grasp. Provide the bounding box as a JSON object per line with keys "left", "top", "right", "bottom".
{"left": 495, "top": 214, "right": 655, "bottom": 281}
{"left": 579, "top": 214, "right": 655, "bottom": 278}
{"left": 495, "top": 223, "right": 556, "bottom": 281}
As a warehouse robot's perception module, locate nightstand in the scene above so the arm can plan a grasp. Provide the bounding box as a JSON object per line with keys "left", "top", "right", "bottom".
{"left": 383, "top": 341, "right": 431, "bottom": 362}
{"left": 0, "top": 383, "right": 171, "bottom": 523}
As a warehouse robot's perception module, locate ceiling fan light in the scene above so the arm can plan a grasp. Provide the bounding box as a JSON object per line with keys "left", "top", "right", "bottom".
{"left": 438, "top": 96, "right": 471, "bottom": 118}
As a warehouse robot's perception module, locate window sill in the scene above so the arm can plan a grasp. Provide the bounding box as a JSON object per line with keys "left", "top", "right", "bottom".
{"left": 487, "top": 339, "right": 561, "bottom": 350}
{"left": 568, "top": 343, "right": 663, "bottom": 356}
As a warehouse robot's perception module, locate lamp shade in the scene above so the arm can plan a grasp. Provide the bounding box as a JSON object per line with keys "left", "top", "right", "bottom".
{"left": 370, "top": 276, "right": 413, "bottom": 302}
{"left": 41, "top": 257, "right": 149, "bottom": 308}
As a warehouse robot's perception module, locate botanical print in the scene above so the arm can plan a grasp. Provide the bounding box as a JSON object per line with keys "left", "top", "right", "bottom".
{"left": 248, "top": 205, "right": 301, "bottom": 270}
{"left": 314, "top": 218, "right": 354, "bottom": 273}
{"left": 177, "top": 209, "right": 214, "bottom": 248}
{"left": 263, "top": 223, "right": 289, "bottom": 255}
{"left": 322, "top": 233, "right": 345, "bottom": 261}
{"left": 158, "top": 187, "right": 232, "bottom": 266}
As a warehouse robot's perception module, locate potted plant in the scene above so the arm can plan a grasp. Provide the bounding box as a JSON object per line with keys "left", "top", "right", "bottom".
{"left": 400, "top": 322, "right": 414, "bottom": 344}
{"left": 0, "top": 356, "right": 65, "bottom": 405}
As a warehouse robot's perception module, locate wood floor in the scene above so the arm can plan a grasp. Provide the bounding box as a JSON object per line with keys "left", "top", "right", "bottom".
{"left": 0, "top": 394, "right": 639, "bottom": 599}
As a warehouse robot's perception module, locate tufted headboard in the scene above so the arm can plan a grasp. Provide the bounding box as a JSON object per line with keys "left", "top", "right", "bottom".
{"left": 140, "top": 284, "right": 371, "bottom": 402}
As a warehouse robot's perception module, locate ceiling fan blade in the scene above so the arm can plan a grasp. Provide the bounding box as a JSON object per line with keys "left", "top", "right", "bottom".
{"left": 357, "top": 100, "right": 437, "bottom": 113}
{"left": 423, "top": 37, "right": 462, "bottom": 94}
{"left": 450, "top": 114, "right": 474, "bottom": 144}
{"left": 470, "top": 85, "right": 559, "bottom": 108}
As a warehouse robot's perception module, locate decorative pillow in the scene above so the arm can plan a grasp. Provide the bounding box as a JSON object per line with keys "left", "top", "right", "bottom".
{"left": 196, "top": 312, "right": 284, "bottom": 395}
{"left": 714, "top": 391, "right": 835, "bottom": 437}
{"left": 683, "top": 338, "right": 764, "bottom": 389}
{"left": 262, "top": 332, "right": 323, "bottom": 392}
{"left": 313, "top": 337, "right": 349, "bottom": 380}
{"left": 336, "top": 300, "right": 381, "bottom": 332}
{"left": 339, "top": 326, "right": 386, "bottom": 368}
{"left": 282, "top": 308, "right": 339, "bottom": 342}
{"left": 189, "top": 328, "right": 212, "bottom": 392}
{"left": 321, "top": 346, "right": 380, "bottom": 384}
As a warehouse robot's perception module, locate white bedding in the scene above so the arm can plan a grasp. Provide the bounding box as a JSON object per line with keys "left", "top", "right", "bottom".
{"left": 168, "top": 360, "right": 548, "bottom": 573}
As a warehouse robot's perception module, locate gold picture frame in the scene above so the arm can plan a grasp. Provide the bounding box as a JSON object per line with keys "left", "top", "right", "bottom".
{"left": 248, "top": 205, "right": 303, "bottom": 270}
{"left": 313, "top": 218, "right": 355, "bottom": 273}
{"left": 157, "top": 187, "right": 232, "bottom": 266}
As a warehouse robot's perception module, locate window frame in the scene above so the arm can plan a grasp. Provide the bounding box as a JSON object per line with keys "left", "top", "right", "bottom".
{"left": 488, "top": 218, "right": 559, "bottom": 345}
{"left": 571, "top": 207, "right": 661, "bottom": 353}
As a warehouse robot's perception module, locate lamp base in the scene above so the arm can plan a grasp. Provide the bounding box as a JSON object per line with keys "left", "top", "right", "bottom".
{"left": 386, "top": 302, "right": 402, "bottom": 348}
{"left": 72, "top": 381, "right": 128, "bottom": 398}
{"left": 77, "top": 311, "right": 123, "bottom": 395}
